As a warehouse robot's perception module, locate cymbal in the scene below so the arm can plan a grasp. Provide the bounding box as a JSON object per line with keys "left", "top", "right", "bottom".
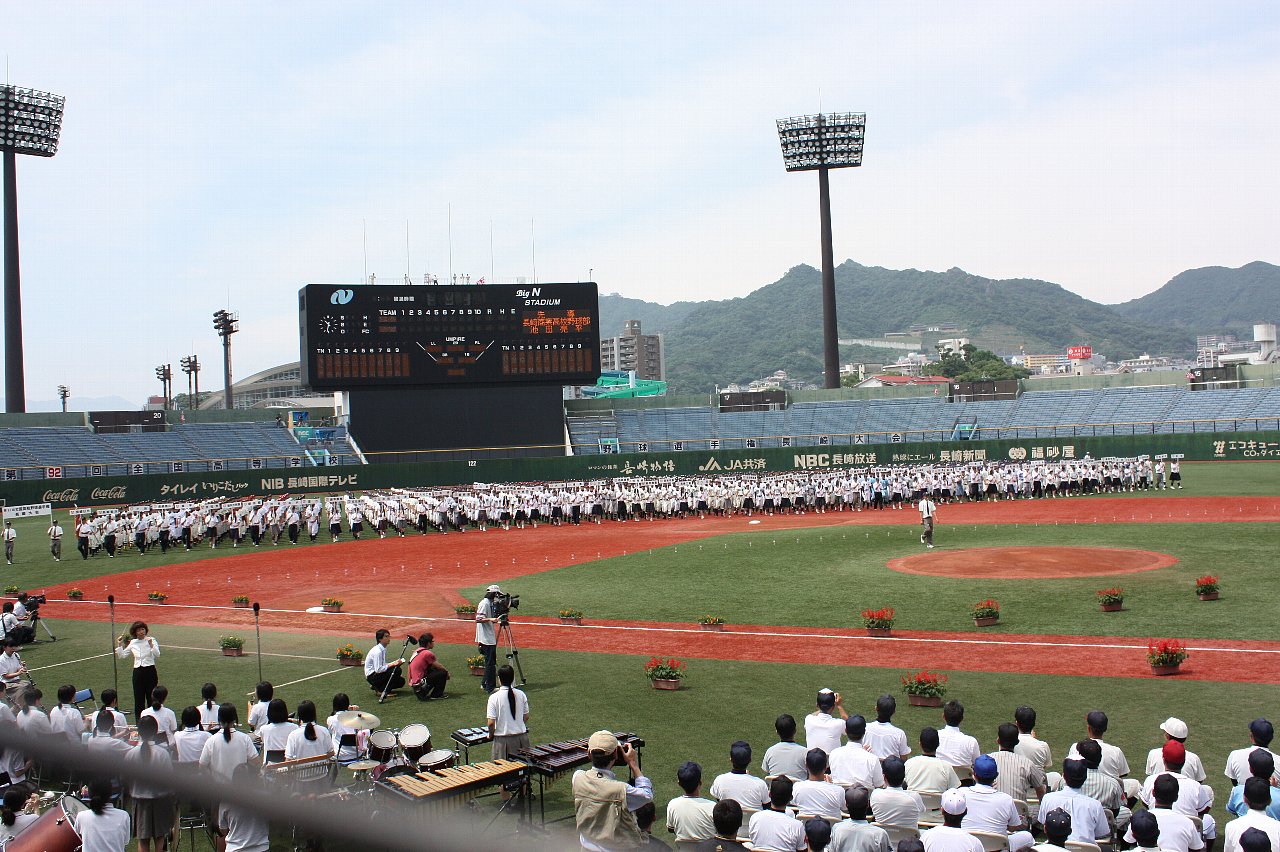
{"left": 346, "top": 760, "right": 380, "bottom": 771}
{"left": 335, "top": 710, "right": 380, "bottom": 730}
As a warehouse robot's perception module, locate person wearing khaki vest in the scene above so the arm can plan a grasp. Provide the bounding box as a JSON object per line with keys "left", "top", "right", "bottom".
{"left": 574, "top": 730, "right": 653, "bottom": 850}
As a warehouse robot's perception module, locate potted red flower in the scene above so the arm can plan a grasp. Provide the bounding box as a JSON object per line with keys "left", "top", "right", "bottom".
{"left": 1194, "top": 576, "right": 1219, "bottom": 601}
{"left": 1147, "top": 639, "right": 1187, "bottom": 676}
{"left": 862, "top": 607, "right": 895, "bottom": 637}
{"left": 971, "top": 600, "right": 1000, "bottom": 627}
{"left": 901, "top": 670, "right": 949, "bottom": 707}
{"left": 645, "top": 656, "right": 687, "bottom": 690}
{"left": 1097, "top": 588, "right": 1125, "bottom": 612}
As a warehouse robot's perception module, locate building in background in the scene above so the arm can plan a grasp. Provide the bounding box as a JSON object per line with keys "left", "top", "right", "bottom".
{"left": 197, "top": 363, "right": 331, "bottom": 410}
{"left": 600, "top": 320, "right": 665, "bottom": 381}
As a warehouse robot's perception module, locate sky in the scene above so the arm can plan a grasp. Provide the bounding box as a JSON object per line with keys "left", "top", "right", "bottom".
{"left": 3, "top": 1, "right": 1279, "bottom": 406}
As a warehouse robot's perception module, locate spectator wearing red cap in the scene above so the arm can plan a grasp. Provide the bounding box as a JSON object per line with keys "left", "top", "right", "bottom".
{"left": 1145, "top": 718, "right": 1207, "bottom": 783}
{"left": 1223, "top": 780, "right": 1280, "bottom": 852}
{"left": 1140, "top": 740, "right": 1214, "bottom": 820}
{"left": 960, "top": 755, "right": 1024, "bottom": 834}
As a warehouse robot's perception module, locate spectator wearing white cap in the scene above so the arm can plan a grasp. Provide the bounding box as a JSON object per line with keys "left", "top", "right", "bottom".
{"left": 805, "top": 689, "right": 847, "bottom": 756}
{"left": 475, "top": 585, "right": 502, "bottom": 693}
{"left": 1144, "top": 718, "right": 1206, "bottom": 782}
{"left": 960, "top": 755, "right": 1024, "bottom": 834}
{"left": 921, "top": 789, "right": 984, "bottom": 852}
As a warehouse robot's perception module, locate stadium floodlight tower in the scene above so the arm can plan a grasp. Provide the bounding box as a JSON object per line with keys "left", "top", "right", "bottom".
{"left": 776, "top": 112, "right": 865, "bottom": 389}
{"left": 2, "top": 84, "right": 66, "bottom": 413}
{"left": 213, "top": 309, "right": 239, "bottom": 409}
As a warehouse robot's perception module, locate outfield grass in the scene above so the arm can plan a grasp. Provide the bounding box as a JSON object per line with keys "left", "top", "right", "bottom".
{"left": 464, "top": 521, "right": 1279, "bottom": 639}
{"left": 18, "top": 619, "right": 1269, "bottom": 817}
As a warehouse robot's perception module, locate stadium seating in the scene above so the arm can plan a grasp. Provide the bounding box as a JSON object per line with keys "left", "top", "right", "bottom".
{"left": 566, "top": 385, "right": 1280, "bottom": 454}
{"left": 0, "top": 422, "right": 360, "bottom": 480}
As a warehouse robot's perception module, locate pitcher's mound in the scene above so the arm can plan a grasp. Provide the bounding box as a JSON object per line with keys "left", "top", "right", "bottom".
{"left": 888, "top": 546, "right": 1178, "bottom": 579}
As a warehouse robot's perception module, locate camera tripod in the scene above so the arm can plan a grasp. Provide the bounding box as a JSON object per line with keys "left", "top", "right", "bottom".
{"left": 498, "top": 617, "right": 526, "bottom": 686}
{"left": 29, "top": 611, "right": 56, "bottom": 642}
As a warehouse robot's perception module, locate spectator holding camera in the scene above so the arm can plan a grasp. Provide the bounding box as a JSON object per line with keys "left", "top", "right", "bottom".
{"left": 573, "top": 730, "right": 653, "bottom": 851}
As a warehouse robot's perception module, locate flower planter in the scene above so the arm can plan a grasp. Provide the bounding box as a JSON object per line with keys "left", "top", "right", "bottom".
{"left": 1100, "top": 603, "right": 1123, "bottom": 612}
{"left": 150, "top": 599, "right": 168, "bottom": 605}
{"left": 339, "top": 657, "right": 362, "bottom": 667}
{"left": 699, "top": 623, "right": 725, "bottom": 631}
{"left": 456, "top": 612, "right": 475, "bottom": 621}
{"left": 322, "top": 605, "right": 342, "bottom": 613}
{"left": 866, "top": 628, "right": 893, "bottom": 637}
{"left": 1197, "top": 592, "right": 1219, "bottom": 601}
{"left": 67, "top": 595, "right": 83, "bottom": 601}
{"left": 973, "top": 617, "right": 998, "bottom": 627}
{"left": 907, "top": 694, "right": 943, "bottom": 707}
{"left": 1150, "top": 663, "right": 1182, "bottom": 676}
{"left": 650, "top": 678, "right": 682, "bottom": 690}
{"left": 469, "top": 666, "right": 484, "bottom": 677}
{"left": 560, "top": 617, "right": 583, "bottom": 626}
{"left": 232, "top": 600, "right": 251, "bottom": 609}
{"left": 222, "top": 647, "right": 243, "bottom": 657}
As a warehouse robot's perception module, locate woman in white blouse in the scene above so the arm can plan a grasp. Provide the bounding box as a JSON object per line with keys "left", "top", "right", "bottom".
{"left": 116, "top": 620, "right": 160, "bottom": 720}
{"left": 257, "top": 699, "right": 296, "bottom": 765}
{"left": 285, "top": 700, "right": 333, "bottom": 761}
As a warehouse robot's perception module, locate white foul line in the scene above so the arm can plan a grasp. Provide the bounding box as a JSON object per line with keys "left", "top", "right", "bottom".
{"left": 57, "top": 601, "right": 1280, "bottom": 657}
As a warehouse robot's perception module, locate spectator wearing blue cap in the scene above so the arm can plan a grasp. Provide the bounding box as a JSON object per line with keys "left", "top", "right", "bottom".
{"left": 1226, "top": 750, "right": 1280, "bottom": 821}
{"left": 960, "top": 755, "right": 1023, "bottom": 834}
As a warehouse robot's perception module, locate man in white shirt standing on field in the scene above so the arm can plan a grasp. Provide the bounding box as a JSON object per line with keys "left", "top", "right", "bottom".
{"left": 919, "top": 493, "right": 937, "bottom": 548}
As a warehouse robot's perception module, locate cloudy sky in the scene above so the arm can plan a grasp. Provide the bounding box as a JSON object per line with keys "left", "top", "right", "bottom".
{"left": 4, "top": 1, "right": 1278, "bottom": 406}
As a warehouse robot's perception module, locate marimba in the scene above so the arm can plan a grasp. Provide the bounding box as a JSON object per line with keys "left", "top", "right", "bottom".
{"left": 513, "top": 732, "right": 644, "bottom": 824}
{"left": 374, "top": 759, "right": 529, "bottom": 820}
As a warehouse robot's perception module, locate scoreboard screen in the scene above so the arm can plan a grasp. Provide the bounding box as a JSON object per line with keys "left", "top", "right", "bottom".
{"left": 299, "top": 282, "right": 601, "bottom": 389}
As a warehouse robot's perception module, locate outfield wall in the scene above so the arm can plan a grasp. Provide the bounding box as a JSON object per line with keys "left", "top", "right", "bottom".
{"left": 4, "top": 430, "right": 1277, "bottom": 509}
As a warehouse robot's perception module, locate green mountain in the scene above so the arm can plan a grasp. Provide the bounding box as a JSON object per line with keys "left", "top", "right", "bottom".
{"left": 625, "top": 261, "right": 1199, "bottom": 393}
{"left": 597, "top": 293, "right": 700, "bottom": 339}
{"left": 1111, "top": 261, "right": 1280, "bottom": 337}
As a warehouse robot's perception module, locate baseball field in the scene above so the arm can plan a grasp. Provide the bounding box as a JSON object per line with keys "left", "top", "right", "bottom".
{"left": 5, "top": 460, "right": 1278, "bottom": 845}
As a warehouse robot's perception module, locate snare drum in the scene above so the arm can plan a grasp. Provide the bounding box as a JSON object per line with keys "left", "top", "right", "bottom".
{"left": 399, "top": 723, "right": 432, "bottom": 763}
{"left": 417, "top": 748, "right": 456, "bottom": 772}
{"left": 368, "top": 729, "right": 398, "bottom": 763}
{"left": 7, "top": 794, "right": 87, "bottom": 852}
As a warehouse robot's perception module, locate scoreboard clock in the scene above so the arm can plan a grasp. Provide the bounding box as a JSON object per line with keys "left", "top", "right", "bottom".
{"left": 299, "top": 282, "right": 601, "bottom": 389}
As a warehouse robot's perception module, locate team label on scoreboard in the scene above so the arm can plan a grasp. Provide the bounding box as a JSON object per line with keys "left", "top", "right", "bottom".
{"left": 299, "top": 282, "right": 601, "bottom": 389}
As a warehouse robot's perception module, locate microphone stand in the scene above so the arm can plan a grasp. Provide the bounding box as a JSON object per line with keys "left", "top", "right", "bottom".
{"left": 253, "top": 603, "right": 263, "bottom": 683}
{"left": 378, "top": 636, "right": 416, "bottom": 704}
{"left": 108, "top": 594, "right": 118, "bottom": 693}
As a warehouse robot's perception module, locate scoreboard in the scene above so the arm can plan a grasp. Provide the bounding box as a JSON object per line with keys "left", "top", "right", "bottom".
{"left": 299, "top": 282, "right": 601, "bottom": 389}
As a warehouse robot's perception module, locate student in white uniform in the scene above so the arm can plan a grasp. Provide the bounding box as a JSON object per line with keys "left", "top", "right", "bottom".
{"left": 285, "top": 700, "right": 333, "bottom": 761}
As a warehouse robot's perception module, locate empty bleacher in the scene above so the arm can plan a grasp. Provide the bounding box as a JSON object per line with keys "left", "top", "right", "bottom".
{"left": 0, "top": 422, "right": 361, "bottom": 480}
{"left": 566, "top": 385, "right": 1280, "bottom": 454}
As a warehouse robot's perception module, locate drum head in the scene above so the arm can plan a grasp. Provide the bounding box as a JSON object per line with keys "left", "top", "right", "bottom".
{"left": 369, "top": 730, "right": 396, "bottom": 749}
{"left": 399, "top": 723, "right": 430, "bottom": 749}
{"left": 380, "top": 764, "right": 417, "bottom": 779}
{"left": 417, "top": 749, "right": 455, "bottom": 771}
{"left": 60, "top": 795, "right": 88, "bottom": 817}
